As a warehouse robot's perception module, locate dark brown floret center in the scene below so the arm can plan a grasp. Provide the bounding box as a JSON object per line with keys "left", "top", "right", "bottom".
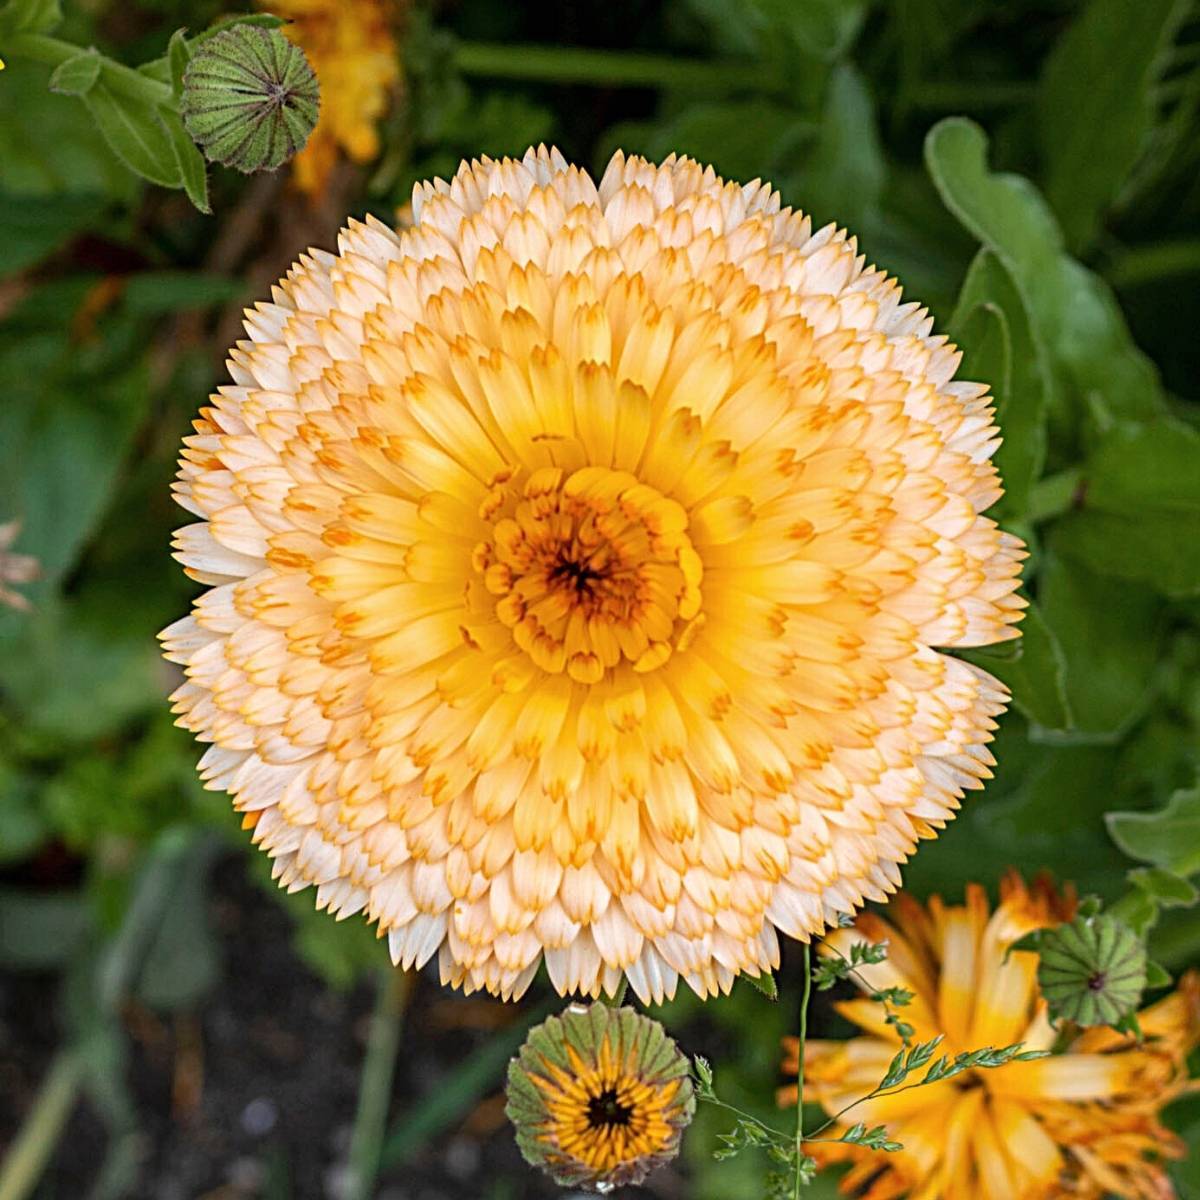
{"left": 550, "top": 554, "right": 608, "bottom": 597}
{"left": 587, "top": 1087, "right": 634, "bottom": 1129}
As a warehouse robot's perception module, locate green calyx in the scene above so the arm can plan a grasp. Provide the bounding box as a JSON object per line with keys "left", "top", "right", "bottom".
{"left": 180, "top": 25, "right": 319, "bottom": 173}
{"left": 505, "top": 1002, "right": 695, "bottom": 1190}
{"left": 1037, "top": 914, "right": 1147, "bottom": 1028}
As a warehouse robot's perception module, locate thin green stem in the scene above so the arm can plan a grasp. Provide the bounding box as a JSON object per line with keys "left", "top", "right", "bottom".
{"left": 453, "top": 39, "right": 782, "bottom": 94}
{"left": 1105, "top": 239, "right": 1200, "bottom": 290}
{"left": 346, "top": 967, "right": 411, "bottom": 1200}
{"left": 5, "top": 32, "right": 173, "bottom": 107}
{"left": 0, "top": 1051, "right": 84, "bottom": 1200}
{"left": 793, "top": 941, "right": 811, "bottom": 1199}
{"left": 605, "top": 977, "right": 630, "bottom": 1007}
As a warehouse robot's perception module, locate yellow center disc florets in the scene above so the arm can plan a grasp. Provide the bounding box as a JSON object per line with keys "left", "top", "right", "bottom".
{"left": 473, "top": 466, "right": 704, "bottom": 683}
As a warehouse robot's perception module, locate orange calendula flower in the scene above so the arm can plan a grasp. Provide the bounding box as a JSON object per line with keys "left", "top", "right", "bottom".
{"left": 162, "top": 147, "right": 1024, "bottom": 1004}
{"left": 263, "top": 0, "right": 399, "bottom": 196}
{"left": 506, "top": 1002, "right": 693, "bottom": 1189}
{"left": 784, "top": 875, "right": 1200, "bottom": 1199}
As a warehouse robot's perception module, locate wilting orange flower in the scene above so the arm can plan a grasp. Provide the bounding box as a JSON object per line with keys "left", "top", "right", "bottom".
{"left": 784, "top": 875, "right": 1200, "bottom": 1199}
{"left": 264, "top": 0, "right": 399, "bottom": 197}
{"left": 162, "top": 146, "right": 1024, "bottom": 1003}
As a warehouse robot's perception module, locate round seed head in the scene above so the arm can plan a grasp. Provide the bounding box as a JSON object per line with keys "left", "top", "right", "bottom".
{"left": 1037, "top": 914, "right": 1147, "bottom": 1027}
{"left": 180, "top": 25, "right": 319, "bottom": 173}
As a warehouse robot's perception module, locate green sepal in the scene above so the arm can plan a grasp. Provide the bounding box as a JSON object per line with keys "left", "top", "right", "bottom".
{"left": 48, "top": 49, "right": 101, "bottom": 96}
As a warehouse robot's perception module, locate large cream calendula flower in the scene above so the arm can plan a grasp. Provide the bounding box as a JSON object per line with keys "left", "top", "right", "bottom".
{"left": 162, "top": 146, "right": 1024, "bottom": 1003}
{"left": 784, "top": 877, "right": 1200, "bottom": 1199}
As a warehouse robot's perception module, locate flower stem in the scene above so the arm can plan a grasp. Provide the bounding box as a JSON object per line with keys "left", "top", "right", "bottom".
{"left": 0, "top": 1051, "right": 83, "bottom": 1200}
{"left": 793, "top": 941, "right": 812, "bottom": 1199}
{"left": 4, "top": 32, "right": 173, "bottom": 107}
{"left": 346, "top": 966, "right": 411, "bottom": 1200}
{"left": 453, "top": 39, "right": 781, "bottom": 94}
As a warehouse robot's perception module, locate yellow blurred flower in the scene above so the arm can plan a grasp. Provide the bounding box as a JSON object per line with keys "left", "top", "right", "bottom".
{"left": 263, "top": 0, "right": 399, "bottom": 197}
{"left": 784, "top": 875, "right": 1200, "bottom": 1199}
{"left": 163, "top": 147, "right": 1024, "bottom": 1004}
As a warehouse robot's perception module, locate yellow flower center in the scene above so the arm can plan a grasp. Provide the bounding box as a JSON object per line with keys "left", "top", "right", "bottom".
{"left": 473, "top": 466, "right": 704, "bottom": 683}
{"left": 532, "top": 1042, "right": 681, "bottom": 1175}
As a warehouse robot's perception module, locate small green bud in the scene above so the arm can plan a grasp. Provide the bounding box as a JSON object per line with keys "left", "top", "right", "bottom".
{"left": 1037, "top": 914, "right": 1147, "bottom": 1027}
{"left": 180, "top": 25, "right": 319, "bottom": 174}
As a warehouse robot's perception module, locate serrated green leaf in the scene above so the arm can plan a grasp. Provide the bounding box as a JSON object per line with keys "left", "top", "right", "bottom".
{"left": 743, "top": 969, "right": 778, "bottom": 1000}
{"left": 83, "top": 85, "right": 183, "bottom": 189}
{"left": 1107, "top": 784, "right": 1200, "bottom": 878}
{"left": 48, "top": 49, "right": 101, "bottom": 97}
{"left": 1038, "top": 0, "right": 1190, "bottom": 251}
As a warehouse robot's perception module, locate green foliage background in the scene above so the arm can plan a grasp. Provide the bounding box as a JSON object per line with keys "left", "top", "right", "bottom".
{"left": 1, "top": 0, "right": 1199, "bottom": 1195}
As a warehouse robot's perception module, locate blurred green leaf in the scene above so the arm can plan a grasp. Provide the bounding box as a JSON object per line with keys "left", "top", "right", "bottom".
{"left": 951, "top": 249, "right": 1048, "bottom": 514}
{"left": 249, "top": 851, "right": 384, "bottom": 989}
{"left": 787, "top": 64, "right": 883, "bottom": 231}
{"left": 907, "top": 728, "right": 1129, "bottom": 900}
{"left": 962, "top": 599, "right": 1072, "bottom": 731}
{"left": 135, "top": 837, "right": 221, "bottom": 1010}
{"left": 0, "top": 59, "right": 134, "bottom": 200}
{"left": 1056, "top": 418, "right": 1200, "bottom": 597}
{"left": 0, "top": 888, "right": 90, "bottom": 969}
{"left": 0, "top": 0, "right": 61, "bottom": 35}
{"left": 1038, "top": 551, "right": 1164, "bottom": 740}
{"left": 0, "top": 755, "right": 47, "bottom": 863}
{"left": 752, "top": 0, "right": 868, "bottom": 62}
{"left": 1129, "top": 866, "right": 1199, "bottom": 907}
{"left": 925, "top": 118, "right": 1166, "bottom": 437}
{"left": 1145, "top": 959, "right": 1172, "bottom": 988}
{"left": 47, "top": 49, "right": 101, "bottom": 97}
{"left": 603, "top": 99, "right": 808, "bottom": 188}
{"left": 122, "top": 270, "right": 244, "bottom": 314}
{"left": 1037, "top": 0, "right": 1190, "bottom": 250}
{"left": 1107, "top": 783, "right": 1200, "bottom": 877}
{"left": 83, "top": 85, "right": 183, "bottom": 189}
{"left": 0, "top": 594, "right": 165, "bottom": 746}
{"left": 0, "top": 283, "right": 152, "bottom": 584}
{"left": 0, "top": 191, "right": 101, "bottom": 275}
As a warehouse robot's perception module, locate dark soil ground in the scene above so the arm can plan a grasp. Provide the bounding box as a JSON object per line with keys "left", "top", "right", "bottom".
{"left": 0, "top": 857, "right": 693, "bottom": 1200}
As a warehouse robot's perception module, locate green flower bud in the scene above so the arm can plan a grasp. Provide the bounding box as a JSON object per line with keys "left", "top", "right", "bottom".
{"left": 1037, "top": 914, "right": 1147, "bottom": 1027}
{"left": 506, "top": 1003, "right": 694, "bottom": 1191}
{"left": 180, "top": 26, "right": 319, "bottom": 174}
